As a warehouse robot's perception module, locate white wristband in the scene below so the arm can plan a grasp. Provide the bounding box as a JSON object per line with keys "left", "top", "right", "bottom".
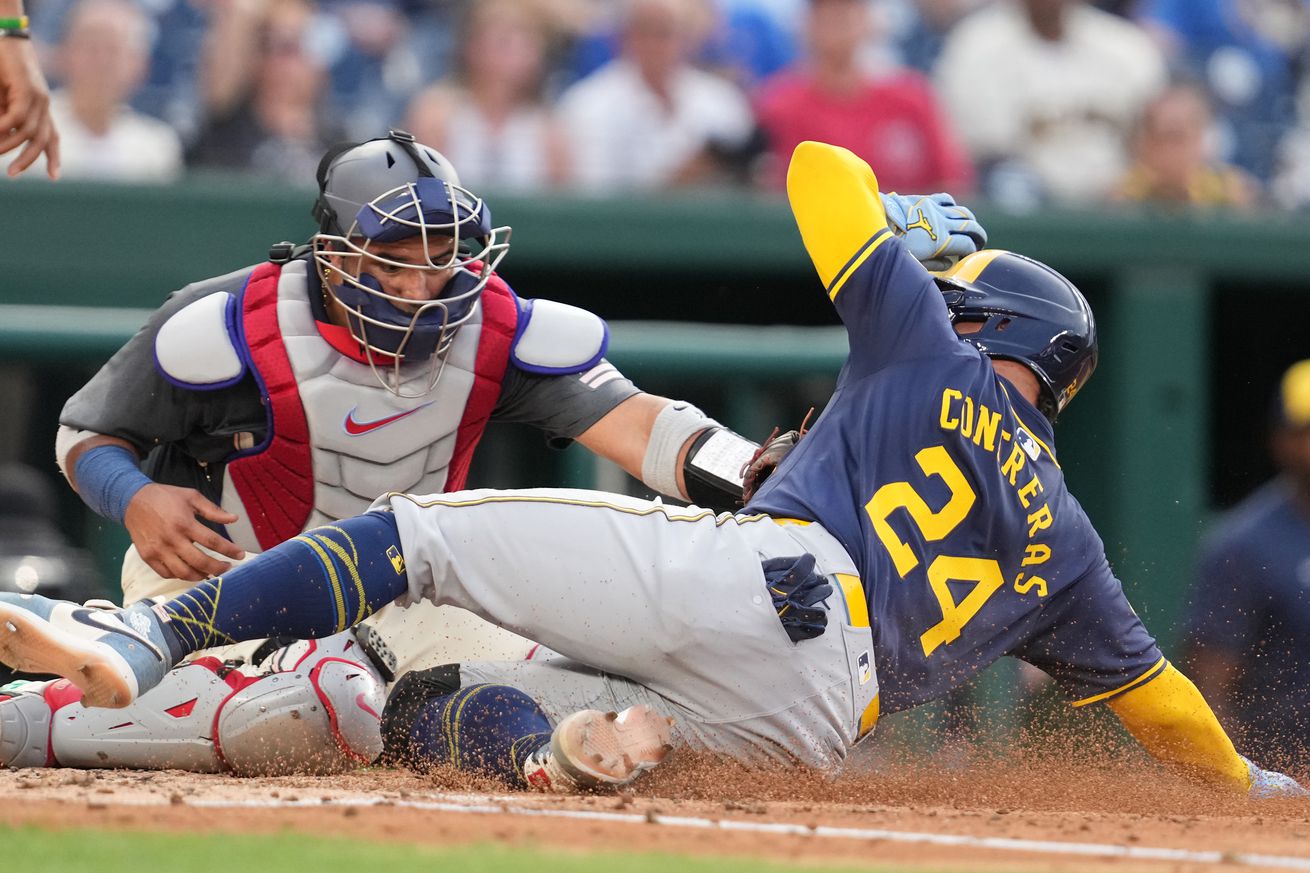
{"left": 640, "top": 402, "right": 718, "bottom": 499}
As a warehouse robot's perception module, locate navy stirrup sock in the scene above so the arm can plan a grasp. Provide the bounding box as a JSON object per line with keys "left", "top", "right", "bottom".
{"left": 158, "top": 511, "right": 410, "bottom": 656}
{"left": 402, "top": 684, "right": 552, "bottom": 787}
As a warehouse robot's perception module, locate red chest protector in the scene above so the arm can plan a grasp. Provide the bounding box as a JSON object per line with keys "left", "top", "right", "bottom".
{"left": 226, "top": 262, "right": 518, "bottom": 552}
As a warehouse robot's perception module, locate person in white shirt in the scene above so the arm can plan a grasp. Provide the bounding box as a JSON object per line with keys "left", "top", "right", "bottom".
{"left": 404, "top": 0, "right": 568, "bottom": 192}
{"left": 7, "top": 0, "right": 182, "bottom": 182}
{"left": 556, "top": 0, "right": 756, "bottom": 191}
{"left": 933, "top": 0, "right": 1166, "bottom": 205}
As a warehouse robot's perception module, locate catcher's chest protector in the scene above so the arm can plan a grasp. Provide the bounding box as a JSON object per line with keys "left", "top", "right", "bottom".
{"left": 157, "top": 259, "right": 517, "bottom": 553}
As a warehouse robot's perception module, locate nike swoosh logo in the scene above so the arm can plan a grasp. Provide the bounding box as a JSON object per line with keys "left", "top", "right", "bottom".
{"left": 71, "top": 609, "right": 165, "bottom": 662}
{"left": 343, "top": 402, "right": 433, "bottom": 436}
{"left": 355, "top": 692, "right": 380, "bottom": 719}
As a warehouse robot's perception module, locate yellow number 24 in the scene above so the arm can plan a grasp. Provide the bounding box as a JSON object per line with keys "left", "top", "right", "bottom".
{"left": 866, "top": 445, "right": 1006, "bottom": 657}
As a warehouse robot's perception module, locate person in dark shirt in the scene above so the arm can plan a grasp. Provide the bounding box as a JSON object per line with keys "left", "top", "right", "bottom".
{"left": 1183, "top": 359, "right": 1310, "bottom": 769}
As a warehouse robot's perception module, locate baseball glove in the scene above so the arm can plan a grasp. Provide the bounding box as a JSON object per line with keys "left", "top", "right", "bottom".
{"left": 740, "top": 409, "right": 813, "bottom": 504}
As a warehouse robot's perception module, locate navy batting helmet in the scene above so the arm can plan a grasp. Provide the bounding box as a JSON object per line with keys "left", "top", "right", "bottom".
{"left": 934, "top": 250, "right": 1097, "bottom": 424}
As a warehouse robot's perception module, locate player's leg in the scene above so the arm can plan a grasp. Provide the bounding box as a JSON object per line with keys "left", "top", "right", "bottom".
{"left": 380, "top": 493, "right": 878, "bottom": 774}
{"left": 0, "top": 511, "right": 407, "bottom": 706}
{"left": 380, "top": 660, "right": 675, "bottom": 792}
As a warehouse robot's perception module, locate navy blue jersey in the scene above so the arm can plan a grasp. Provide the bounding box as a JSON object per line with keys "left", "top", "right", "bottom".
{"left": 1184, "top": 478, "right": 1310, "bottom": 754}
{"left": 749, "top": 143, "right": 1162, "bottom": 713}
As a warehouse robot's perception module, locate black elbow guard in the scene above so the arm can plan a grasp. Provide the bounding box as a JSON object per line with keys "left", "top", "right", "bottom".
{"left": 682, "top": 427, "right": 759, "bottom": 513}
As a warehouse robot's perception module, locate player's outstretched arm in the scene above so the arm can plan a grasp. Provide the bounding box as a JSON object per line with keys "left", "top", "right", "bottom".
{"left": 1106, "top": 662, "right": 1307, "bottom": 798}
{"left": 574, "top": 392, "right": 756, "bottom": 511}
{"left": 785, "top": 142, "right": 890, "bottom": 293}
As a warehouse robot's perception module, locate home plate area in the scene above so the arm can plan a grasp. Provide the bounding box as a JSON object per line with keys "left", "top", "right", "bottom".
{"left": 2, "top": 749, "right": 1310, "bottom": 873}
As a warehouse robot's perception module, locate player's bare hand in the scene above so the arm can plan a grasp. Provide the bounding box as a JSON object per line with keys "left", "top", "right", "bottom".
{"left": 0, "top": 35, "right": 61, "bottom": 179}
{"left": 123, "top": 483, "right": 245, "bottom": 581}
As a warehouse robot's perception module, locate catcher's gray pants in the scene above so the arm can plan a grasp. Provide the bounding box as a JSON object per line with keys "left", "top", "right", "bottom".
{"left": 382, "top": 488, "right": 880, "bottom": 769}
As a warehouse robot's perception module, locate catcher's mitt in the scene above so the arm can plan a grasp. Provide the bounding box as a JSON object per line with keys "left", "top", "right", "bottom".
{"left": 740, "top": 409, "right": 813, "bottom": 504}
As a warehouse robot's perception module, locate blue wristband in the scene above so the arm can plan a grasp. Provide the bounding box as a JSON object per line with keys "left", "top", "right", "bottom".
{"left": 73, "top": 444, "right": 152, "bottom": 523}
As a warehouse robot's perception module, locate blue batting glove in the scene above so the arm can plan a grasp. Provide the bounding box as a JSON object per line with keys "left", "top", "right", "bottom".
{"left": 1243, "top": 756, "right": 1310, "bottom": 800}
{"left": 879, "top": 192, "right": 987, "bottom": 272}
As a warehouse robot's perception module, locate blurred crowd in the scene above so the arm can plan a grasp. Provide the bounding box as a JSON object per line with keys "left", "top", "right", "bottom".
{"left": 8, "top": 0, "right": 1310, "bottom": 210}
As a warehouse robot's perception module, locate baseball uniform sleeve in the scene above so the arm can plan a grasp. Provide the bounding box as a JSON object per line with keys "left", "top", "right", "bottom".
{"left": 492, "top": 359, "right": 641, "bottom": 446}
{"left": 61, "top": 288, "right": 221, "bottom": 452}
{"left": 1008, "top": 556, "right": 1165, "bottom": 705}
{"left": 785, "top": 141, "right": 961, "bottom": 378}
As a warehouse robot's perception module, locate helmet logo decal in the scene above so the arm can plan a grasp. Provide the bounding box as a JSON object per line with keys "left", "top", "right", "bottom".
{"left": 343, "top": 402, "right": 433, "bottom": 436}
{"left": 907, "top": 209, "right": 937, "bottom": 241}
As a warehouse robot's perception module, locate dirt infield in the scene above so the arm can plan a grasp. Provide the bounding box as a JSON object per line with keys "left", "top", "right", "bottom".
{"left": 3, "top": 744, "right": 1309, "bottom": 873}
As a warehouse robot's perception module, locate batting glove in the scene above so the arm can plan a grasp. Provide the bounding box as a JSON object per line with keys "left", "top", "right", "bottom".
{"left": 879, "top": 192, "right": 987, "bottom": 272}
{"left": 1243, "top": 756, "right": 1310, "bottom": 799}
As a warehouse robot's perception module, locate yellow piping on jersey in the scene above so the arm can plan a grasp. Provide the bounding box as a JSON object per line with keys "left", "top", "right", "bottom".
{"left": 828, "top": 229, "right": 893, "bottom": 301}
{"left": 1071, "top": 656, "right": 1167, "bottom": 707}
{"left": 785, "top": 141, "right": 889, "bottom": 292}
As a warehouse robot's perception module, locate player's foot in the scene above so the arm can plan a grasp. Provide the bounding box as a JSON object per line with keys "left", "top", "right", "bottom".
{"left": 0, "top": 680, "right": 55, "bottom": 767}
{"left": 522, "top": 705, "right": 675, "bottom": 793}
{"left": 0, "top": 594, "right": 173, "bottom": 709}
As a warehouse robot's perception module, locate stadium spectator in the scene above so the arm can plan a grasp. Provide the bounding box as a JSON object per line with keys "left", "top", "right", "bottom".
{"left": 403, "top": 0, "right": 568, "bottom": 192}
{"left": 886, "top": 0, "right": 984, "bottom": 75}
{"left": 933, "top": 0, "right": 1167, "bottom": 206}
{"left": 558, "top": 0, "right": 800, "bottom": 90}
{"left": 754, "top": 0, "right": 973, "bottom": 193}
{"left": 1182, "top": 359, "right": 1310, "bottom": 770}
{"left": 6, "top": 0, "right": 182, "bottom": 182}
{"left": 1111, "top": 81, "right": 1259, "bottom": 209}
{"left": 0, "top": 0, "right": 58, "bottom": 177}
{"left": 187, "top": 0, "right": 342, "bottom": 179}
{"left": 554, "top": 0, "right": 756, "bottom": 191}
{"left": 315, "top": 0, "right": 433, "bottom": 143}
{"left": 1135, "top": 0, "right": 1303, "bottom": 185}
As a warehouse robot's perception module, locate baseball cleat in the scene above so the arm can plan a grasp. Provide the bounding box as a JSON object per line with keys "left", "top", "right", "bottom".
{"left": 0, "top": 594, "right": 172, "bottom": 709}
{"left": 523, "top": 704, "right": 675, "bottom": 792}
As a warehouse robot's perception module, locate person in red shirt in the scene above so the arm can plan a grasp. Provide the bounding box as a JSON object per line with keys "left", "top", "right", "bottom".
{"left": 754, "top": 0, "right": 972, "bottom": 194}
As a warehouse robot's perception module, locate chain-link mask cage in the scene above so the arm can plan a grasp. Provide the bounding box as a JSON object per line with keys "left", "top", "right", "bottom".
{"left": 933, "top": 250, "right": 1098, "bottom": 424}
{"left": 311, "top": 132, "right": 511, "bottom": 397}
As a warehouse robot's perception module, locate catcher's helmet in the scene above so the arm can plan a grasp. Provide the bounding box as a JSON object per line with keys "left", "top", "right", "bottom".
{"left": 310, "top": 130, "right": 510, "bottom": 397}
{"left": 934, "top": 250, "right": 1097, "bottom": 424}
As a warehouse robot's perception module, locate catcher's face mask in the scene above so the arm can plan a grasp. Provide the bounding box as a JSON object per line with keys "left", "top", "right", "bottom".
{"left": 313, "top": 177, "right": 511, "bottom": 398}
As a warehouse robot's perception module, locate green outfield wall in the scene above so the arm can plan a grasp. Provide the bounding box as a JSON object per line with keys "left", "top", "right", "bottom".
{"left": 1, "top": 176, "right": 1307, "bottom": 647}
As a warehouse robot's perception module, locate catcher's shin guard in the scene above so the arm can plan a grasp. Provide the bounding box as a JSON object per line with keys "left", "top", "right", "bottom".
{"left": 0, "top": 630, "right": 388, "bottom": 774}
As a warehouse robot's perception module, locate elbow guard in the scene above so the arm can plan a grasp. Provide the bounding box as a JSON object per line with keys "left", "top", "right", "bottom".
{"left": 682, "top": 426, "right": 760, "bottom": 512}
{"left": 639, "top": 402, "right": 758, "bottom": 510}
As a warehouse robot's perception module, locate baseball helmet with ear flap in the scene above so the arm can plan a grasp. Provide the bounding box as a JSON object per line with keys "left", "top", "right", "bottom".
{"left": 311, "top": 130, "right": 511, "bottom": 397}
{"left": 935, "top": 250, "right": 1097, "bottom": 424}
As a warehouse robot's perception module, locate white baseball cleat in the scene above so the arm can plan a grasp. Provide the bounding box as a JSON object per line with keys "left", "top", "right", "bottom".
{"left": 523, "top": 704, "right": 675, "bottom": 792}
{"left": 0, "top": 594, "right": 172, "bottom": 709}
